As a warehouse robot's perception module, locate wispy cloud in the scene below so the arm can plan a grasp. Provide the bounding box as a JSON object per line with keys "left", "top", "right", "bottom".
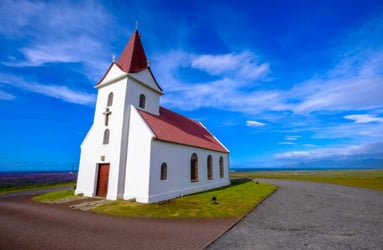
{"left": 278, "top": 141, "right": 296, "bottom": 145}
{"left": 285, "top": 135, "right": 300, "bottom": 141}
{"left": 246, "top": 120, "right": 266, "bottom": 127}
{"left": 191, "top": 51, "right": 269, "bottom": 80}
{"left": 0, "top": 74, "right": 95, "bottom": 105}
{"left": 0, "top": 90, "right": 15, "bottom": 100}
{"left": 156, "top": 13, "right": 383, "bottom": 118}
{"left": 0, "top": 0, "right": 116, "bottom": 81}
{"left": 344, "top": 114, "right": 383, "bottom": 124}
{"left": 27, "top": 83, "right": 96, "bottom": 105}
{"left": 291, "top": 77, "right": 383, "bottom": 114}
{"left": 275, "top": 141, "right": 383, "bottom": 161}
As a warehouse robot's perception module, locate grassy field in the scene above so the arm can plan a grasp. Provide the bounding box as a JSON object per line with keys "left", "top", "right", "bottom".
{"left": 32, "top": 189, "right": 79, "bottom": 201}
{"left": 93, "top": 179, "right": 276, "bottom": 218}
{"left": 0, "top": 172, "right": 77, "bottom": 194}
{"left": 0, "top": 182, "right": 76, "bottom": 194}
{"left": 230, "top": 169, "right": 383, "bottom": 191}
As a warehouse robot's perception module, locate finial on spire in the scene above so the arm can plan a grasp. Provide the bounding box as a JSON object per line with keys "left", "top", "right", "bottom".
{"left": 112, "top": 54, "right": 115, "bottom": 62}
{"left": 135, "top": 20, "right": 138, "bottom": 30}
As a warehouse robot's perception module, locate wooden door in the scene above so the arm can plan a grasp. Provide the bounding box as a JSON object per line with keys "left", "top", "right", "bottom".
{"left": 96, "top": 164, "right": 110, "bottom": 197}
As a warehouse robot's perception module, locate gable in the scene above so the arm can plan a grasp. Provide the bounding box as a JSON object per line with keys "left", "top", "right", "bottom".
{"left": 128, "top": 68, "right": 163, "bottom": 94}
{"left": 138, "top": 107, "right": 229, "bottom": 153}
{"left": 96, "top": 63, "right": 126, "bottom": 87}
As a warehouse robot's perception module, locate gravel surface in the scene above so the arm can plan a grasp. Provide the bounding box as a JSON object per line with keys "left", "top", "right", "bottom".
{"left": 209, "top": 179, "right": 383, "bottom": 250}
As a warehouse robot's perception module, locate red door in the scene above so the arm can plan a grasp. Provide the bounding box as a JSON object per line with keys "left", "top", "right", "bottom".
{"left": 96, "top": 164, "right": 110, "bottom": 197}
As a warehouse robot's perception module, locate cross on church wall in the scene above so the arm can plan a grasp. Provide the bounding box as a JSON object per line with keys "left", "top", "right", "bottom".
{"left": 103, "top": 108, "right": 112, "bottom": 126}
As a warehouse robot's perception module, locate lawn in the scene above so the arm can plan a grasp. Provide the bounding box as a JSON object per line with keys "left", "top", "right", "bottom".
{"left": 93, "top": 179, "right": 276, "bottom": 218}
{"left": 230, "top": 169, "right": 383, "bottom": 191}
{"left": 32, "top": 189, "right": 79, "bottom": 202}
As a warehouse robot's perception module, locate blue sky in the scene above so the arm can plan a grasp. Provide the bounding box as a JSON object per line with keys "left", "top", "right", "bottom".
{"left": 1, "top": 0, "right": 383, "bottom": 172}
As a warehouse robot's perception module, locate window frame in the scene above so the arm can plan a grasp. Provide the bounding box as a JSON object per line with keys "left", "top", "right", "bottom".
{"left": 207, "top": 155, "right": 213, "bottom": 180}
{"left": 107, "top": 92, "right": 113, "bottom": 107}
{"left": 190, "top": 153, "right": 199, "bottom": 182}
{"left": 139, "top": 94, "right": 146, "bottom": 109}
{"left": 219, "top": 156, "right": 224, "bottom": 178}
{"left": 103, "top": 129, "right": 110, "bottom": 145}
{"left": 160, "top": 162, "right": 167, "bottom": 180}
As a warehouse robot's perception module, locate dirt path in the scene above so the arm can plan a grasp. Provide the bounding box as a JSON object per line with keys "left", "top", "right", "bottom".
{"left": 0, "top": 193, "right": 237, "bottom": 250}
{"left": 209, "top": 179, "right": 383, "bottom": 249}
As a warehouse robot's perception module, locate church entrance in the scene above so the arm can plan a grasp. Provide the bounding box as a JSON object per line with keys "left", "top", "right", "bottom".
{"left": 96, "top": 163, "right": 110, "bottom": 197}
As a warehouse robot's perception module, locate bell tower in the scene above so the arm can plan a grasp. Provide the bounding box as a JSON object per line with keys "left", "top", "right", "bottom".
{"left": 76, "top": 29, "right": 163, "bottom": 199}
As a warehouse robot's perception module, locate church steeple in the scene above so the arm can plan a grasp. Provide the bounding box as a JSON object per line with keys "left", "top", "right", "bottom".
{"left": 116, "top": 30, "right": 148, "bottom": 73}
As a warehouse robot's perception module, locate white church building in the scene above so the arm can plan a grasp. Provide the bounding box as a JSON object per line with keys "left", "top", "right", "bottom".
{"left": 75, "top": 30, "right": 230, "bottom": 203}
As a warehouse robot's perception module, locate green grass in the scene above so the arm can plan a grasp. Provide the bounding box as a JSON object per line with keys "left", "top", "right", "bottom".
{"left": 93, "top": 180, "right": 276, "bottom": 218}
{"left": 231, "top": 169, "right": 383, "bottom": 191}
{"left": 0, "top": 182, "right": 76, "bottom": 195}
{"left": 32, "top": 190, "right": 78, "bottom": 201}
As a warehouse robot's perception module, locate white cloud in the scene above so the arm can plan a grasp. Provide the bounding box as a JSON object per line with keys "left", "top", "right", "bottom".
{"left": 292, "top": 76, "right": 383, "bottom": 114}
{"left": 0, "top": 74, "right": 95, "bottom": 105}
{"left": 191, "top": 51, "right": 269, "bottom": 80}
{"left": 285, "top": 135, "right": 300, "bottom": 141}
{"left": 278, "top": 142, "right": 296, "bottom": 145}
{"left": 246, "top": 120, "right": 266, "bottom": 127}
{"left": 274, "top": 141, "right": 383, "bottom": 161}
{"left": 0, "top": 90, "right": 15, "bottom": 100}
{"left": 27, "top": 83, "right": 96, "bottom": 105}
{"left": 344, "top": 114, "right": 383, "bottom": 124}
{"left": 0, "top": 1, "right": 115, "bottom": 81}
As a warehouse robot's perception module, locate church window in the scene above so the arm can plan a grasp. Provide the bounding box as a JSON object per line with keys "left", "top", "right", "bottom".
{"left": 160, "top": 163, "right": 167, "bottom": 180}
{"left": 219, "top": 156, "right": 224, "bottom": 178}
{"left": 207, "top": 155, "right": 213, "bottom": 180}
{"left": 107, "top": 92, "right": 113, "bottom": 107}
{"left": 103, "top": 129, "right": 110, "bottom": 145}
{"left": 190, "top": 153, "right": 198, "bottom": 182}
{"left": 139, "top": 94, "right": 146, "bottom": 109}
{"left": 103, "top": 108, "right": 112, "bottom": 126}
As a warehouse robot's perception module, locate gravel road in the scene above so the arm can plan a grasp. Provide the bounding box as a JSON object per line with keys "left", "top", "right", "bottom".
{"left": 209, "top": 179, "right": 383, "bottom": 250}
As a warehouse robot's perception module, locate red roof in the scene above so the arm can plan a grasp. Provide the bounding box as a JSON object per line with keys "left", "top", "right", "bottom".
{"left": 117, "top": 30, "right": 148, "bottom": 73}
{"left": 138, "top": 107, "right": 228, "bottom": 153}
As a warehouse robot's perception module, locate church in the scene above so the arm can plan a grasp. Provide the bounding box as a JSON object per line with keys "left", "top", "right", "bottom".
{"left": 75, "top": 29, "right": 230, "bottom": 203}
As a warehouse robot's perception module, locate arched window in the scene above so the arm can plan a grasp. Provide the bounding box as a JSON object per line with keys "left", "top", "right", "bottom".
{"left": 103, "top": 129, "right": 110, "bottom": 145}
{"left": 139, "top": 94, "right": 146, "bottom": 109}
{"left": 160, "top": 163, "right": 167, "bottom": 180}
{"left": 190, "top": 153, "right": 198, "bottom": 182}
{"left": 207, "top": 155, "right": 213, "bottom": 180}
{"left": 219, "top": 156, "right": 224, "bottom": 178}
{"left": 107, "top": 92, "right": 113, "bottom": 107}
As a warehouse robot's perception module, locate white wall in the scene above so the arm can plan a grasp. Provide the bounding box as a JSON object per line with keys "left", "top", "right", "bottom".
{"left": 125, "top": 75, "right": 161, "bottom": 115}
{"left": 76, "top": 65, "right": 163, "bottom": 200}
{"left": 146, "top": 140, "right": 230, "bottom": 203}
{"left": 76, "top": 70, "right": 130, "bottom": 199}
{"left": 123, "top": 106, "right": 154, "bottom": 201}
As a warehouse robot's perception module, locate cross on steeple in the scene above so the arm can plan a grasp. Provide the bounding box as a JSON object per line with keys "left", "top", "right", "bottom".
{"left": 103, "top": 108, "right": 112, "bottom": 126}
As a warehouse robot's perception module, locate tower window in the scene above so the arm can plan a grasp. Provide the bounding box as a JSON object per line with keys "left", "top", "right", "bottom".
{"left": 191, "top": 153, "right": 198, "bottom": 182}
{"left": 160, "top": 163, "right": 167, "bottom": 180}
{"left": 107, "top": 92, "right": 113, "bottom": 107}
{"left": 103, "top": 129, "right": 110, "bottom": 145}
{"left": 139, "top": 94, "right": 146, "bottom": 109}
